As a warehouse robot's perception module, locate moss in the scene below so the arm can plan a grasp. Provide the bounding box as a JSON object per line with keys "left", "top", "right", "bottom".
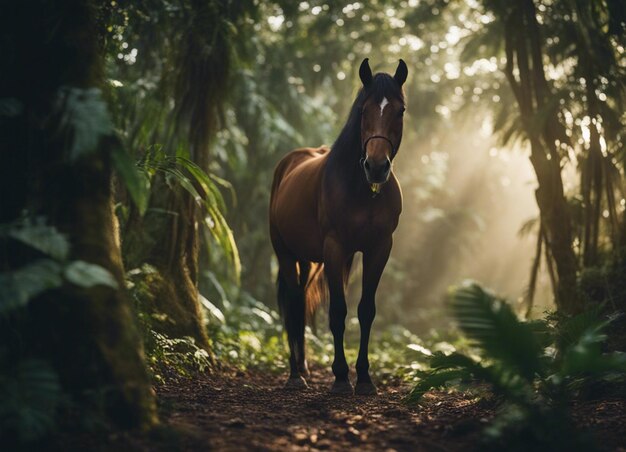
{"left": 129, "top": 264, "right": 212, "bottom": 357}
{"left": 121, "top": 176, "right": 212, "bottom": 353}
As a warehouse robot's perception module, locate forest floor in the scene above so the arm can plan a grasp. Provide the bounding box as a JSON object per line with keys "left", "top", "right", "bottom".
{"left": 56, "top": 364, "right": 626, "bottom": 451}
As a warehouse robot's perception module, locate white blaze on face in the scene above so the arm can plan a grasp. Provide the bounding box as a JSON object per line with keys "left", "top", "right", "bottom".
{"left": 379, "top": 97, "right": 389, "bottom": 117}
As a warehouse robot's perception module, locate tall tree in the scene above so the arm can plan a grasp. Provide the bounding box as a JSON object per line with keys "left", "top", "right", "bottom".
{"left": 1, "top": 0, "right": 156, "bottom": 428}
{"left": 107, "top": 0, "right": 250, "bottom": 350}
{"left": 478, "top": 0, "right": 582, "bottom": 313}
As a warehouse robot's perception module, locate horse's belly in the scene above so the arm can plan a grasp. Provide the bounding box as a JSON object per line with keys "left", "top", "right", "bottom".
{"left": 271, "top": 150, "right": 326, "bottom": 262}
{"left": 278, "top": 215, "right": 324, "bottom": 262}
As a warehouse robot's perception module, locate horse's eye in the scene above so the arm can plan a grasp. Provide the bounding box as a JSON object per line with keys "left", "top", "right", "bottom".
{"left": 398, "top": 108, "right": 405, "bottom": 117}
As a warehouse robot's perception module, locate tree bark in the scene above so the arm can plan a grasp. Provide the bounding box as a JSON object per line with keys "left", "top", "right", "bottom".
{"left": 1, "top": 0, "right": 156, "bottom": 428}
{"left": 121, "top": 0, "right": 235, "bottom": 353}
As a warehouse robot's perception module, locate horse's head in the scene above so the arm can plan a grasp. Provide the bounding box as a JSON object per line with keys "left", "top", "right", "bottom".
{"left": 358, "top": 58, "right": 407, "bottom": 190}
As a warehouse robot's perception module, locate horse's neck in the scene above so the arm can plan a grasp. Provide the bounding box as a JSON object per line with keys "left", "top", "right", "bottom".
{"left": 325, "top": 143, "right": 367, "bottom": 196}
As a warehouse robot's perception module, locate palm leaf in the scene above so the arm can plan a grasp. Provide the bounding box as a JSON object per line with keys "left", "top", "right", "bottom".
{"left": 554, "top": 306, "right": 609, "bottom": 352}
{"left": 450, "top": 282, "right": 543, "bottom": 381}
{"left": 407, "top": 368, "right": 474, "bottom": 403}
{"left": 559, "top": 312, "right": 625, "bottom": 376}
{"left": 138, "top": 151, "right": 241, "bottom": 279}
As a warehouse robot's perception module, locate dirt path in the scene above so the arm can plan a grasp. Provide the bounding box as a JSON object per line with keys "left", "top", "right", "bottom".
{"left": 55, "top": 366, "right": 626, "bottom": 451}
{"left": 153, "top": 366, "right": 494, "bottom": 451}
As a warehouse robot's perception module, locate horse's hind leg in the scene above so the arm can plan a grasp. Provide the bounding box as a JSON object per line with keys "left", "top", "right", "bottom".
{"left": 297, "top": 261, "right": 312, "bottom": 376}
{"left": 277, "top": 258, "right": 307, "bottom": 389}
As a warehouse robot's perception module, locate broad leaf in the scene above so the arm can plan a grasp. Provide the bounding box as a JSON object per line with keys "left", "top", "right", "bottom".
{"left": 7, "top": 221, "right": 69, "bottom": 261}
{"left": 111, "top": 145, "right": 150, "bottom": 215}
{"left": 0, "top": 259, "right": 63, "bottom": 312}
{"left": 64, "top": 261, "right": 118, "bottom": 289}
{"left": 56, "top": 87, "right": 113, "bottom": 160}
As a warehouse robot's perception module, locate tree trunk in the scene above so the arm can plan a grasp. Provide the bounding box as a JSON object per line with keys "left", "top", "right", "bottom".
{"left": 124, "top": 177, "right": 211, "bottom": 351}
{"left": 121, "top": 0, "right": 234, "bottom": 353}
{"left": 1, "top": 0, "right": 156, "bottom": 428}
{"left": 502, "top": 0, "right": 582, "bottom": 314}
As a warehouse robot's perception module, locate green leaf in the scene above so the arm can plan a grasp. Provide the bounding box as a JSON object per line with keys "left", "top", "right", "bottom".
{"left": 204, "top": 206, "right": 241, "bottom": 282}
{"left": 199, "top": 293, "right": 226, "bottom": 323}
{"left": 555, "top": 306, "right": 608, "bottom": 352}
{"left": 64, "top": 261, "right": 119, "bottom": 289}
{"left": 111, "top": 146, "right": 150, "bottom": 215}
{"left": 407, "top": 368, "right": 473, "bottom": 403}
{"left": 136, "top": 148, "right": 240, "bottom": 280}
{"left": 450, "top": 281, "right": 543, "bottom": 381}
{"left": 7, "top": 221, "right": 69, "bottom": 261}
{"left": 177, "top": 157, "right": 227, "bottom": 212}
{"left": 0, "top": 259, "right": 63, "bottom": 312}
{"left": 430, "top": 351, "right": 481, "bottom": 371}
{"left": 561, "top": 348, "right": 626, "bottom": 376}
{"left": 56, "top": 87, "right": 113, "bottom": 160}
{"left": 559, "top": 313, "right": 626, "bottom": 376}
{"left": 0, "top": 359, "right": 62, "bottom": 442}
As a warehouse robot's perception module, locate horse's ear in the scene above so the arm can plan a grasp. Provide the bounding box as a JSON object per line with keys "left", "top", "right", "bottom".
{"left": 394, "top": 59, "right": 408, "bottom": 87}
{"left": 359, "top": 58, "right": 373, "bottom": 87}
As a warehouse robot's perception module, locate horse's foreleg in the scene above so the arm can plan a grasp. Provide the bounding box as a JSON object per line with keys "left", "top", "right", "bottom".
{"left": 355, "top": 237, "right": 392, "bottom": 395}
{"left": 323, "top": 236, "right": 352, "bottom": 394}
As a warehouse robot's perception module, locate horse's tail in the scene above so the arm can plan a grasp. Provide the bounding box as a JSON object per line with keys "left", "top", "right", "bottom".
{"left": 303, "top": 263, "right": 327, "bottom": 324}
{"left": 277, "top": 263, "right": 327, "bottom": 325}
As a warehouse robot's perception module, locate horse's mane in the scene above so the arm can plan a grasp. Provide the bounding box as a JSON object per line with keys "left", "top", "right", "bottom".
{"left": 330, "top": 73, "right": 404, "bottom": 162}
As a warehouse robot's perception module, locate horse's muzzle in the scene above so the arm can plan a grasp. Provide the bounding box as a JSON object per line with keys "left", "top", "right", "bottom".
{"left": 363, "top": 157, "right": 391, "bottom": 184}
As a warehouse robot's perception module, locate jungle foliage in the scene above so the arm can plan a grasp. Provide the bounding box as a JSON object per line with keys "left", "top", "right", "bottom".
{"left": 410, "top": 282, "right": 626, "bottom": 449}
{"left": 0, "top": 0, "right": 625, "bottom": 447}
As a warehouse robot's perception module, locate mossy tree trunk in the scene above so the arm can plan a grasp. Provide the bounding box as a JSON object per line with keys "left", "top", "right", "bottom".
{"left": 1, "top": 0, "right": 156, "bottom": 428}
{"left": 126, "top": 177, "right": 211, "bottom": 351}
{"left": 122, "top": 0, "right": 237, "bottom": 353}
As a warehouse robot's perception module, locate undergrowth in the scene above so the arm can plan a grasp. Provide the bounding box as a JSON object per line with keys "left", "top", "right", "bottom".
{"left": 409, "top": 281, "right": 626, "bottom": 450}
{"left": 129, "top": 264, "right": 467, "bottom": 384}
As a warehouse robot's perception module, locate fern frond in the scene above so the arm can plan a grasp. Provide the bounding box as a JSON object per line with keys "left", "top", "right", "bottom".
{"left": 450, "top": 282, "right": 544, "bottom": 381}
{"left": 407, "top": 368, "right": 474, "bottom": 403}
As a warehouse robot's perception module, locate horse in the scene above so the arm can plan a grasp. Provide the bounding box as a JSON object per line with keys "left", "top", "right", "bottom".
{"left": 269, "top": 58, "right": 407, "bottom": 395}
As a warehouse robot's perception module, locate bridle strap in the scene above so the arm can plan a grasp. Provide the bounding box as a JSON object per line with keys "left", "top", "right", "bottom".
{"left": 361, "top": 135, "right": 396, "bottom": 166}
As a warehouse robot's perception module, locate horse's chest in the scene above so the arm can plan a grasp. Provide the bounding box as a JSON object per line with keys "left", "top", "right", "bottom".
{"left": 341, "top": 207, "right": 396, "bottom": 247}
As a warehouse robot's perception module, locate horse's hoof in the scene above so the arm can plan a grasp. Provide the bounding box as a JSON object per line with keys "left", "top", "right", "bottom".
{"left": 299, "top": 360, "right": 310, "bottom": 377}
{"left": 329, "top": 380, "right": 353, "bottom": 395}
{"left": 354, "top": 381, "right": 378, "bottom": 396}
{"left": 284, "top": 376, "right": 308, "bottom": 390}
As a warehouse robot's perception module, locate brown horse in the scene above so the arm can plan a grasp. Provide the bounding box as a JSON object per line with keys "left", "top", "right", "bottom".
{"left": 270, "top": 58, "right": 407, "bottom": 395}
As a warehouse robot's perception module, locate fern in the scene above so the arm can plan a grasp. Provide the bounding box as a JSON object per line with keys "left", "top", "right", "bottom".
{"left": 450, "top": 282, "right": 543, "bottom": 381}
{"left": 407, "top": 369, "right": 473, "bottom": 403}
{"left": 136, "top": 149, "right": 241, "bottom": 280}
{"left": 410, "top": 281, "right": 626, "bottom": 446}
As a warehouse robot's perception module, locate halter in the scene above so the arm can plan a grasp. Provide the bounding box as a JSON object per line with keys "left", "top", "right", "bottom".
{"left": 360, "top": 135, "right": 396, "bottom": 164}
